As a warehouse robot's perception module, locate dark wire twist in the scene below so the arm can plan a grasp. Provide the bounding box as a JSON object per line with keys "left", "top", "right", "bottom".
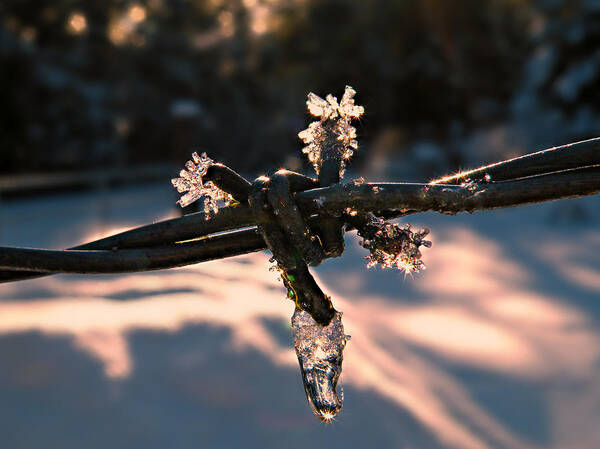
{"left": 249, "top": 172, "right": 336, "bottom": 326}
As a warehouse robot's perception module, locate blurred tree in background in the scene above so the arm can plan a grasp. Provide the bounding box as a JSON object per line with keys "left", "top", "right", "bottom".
{"left": 0, "top": 0, "right": 595, "bottom": 177}
{"left": 536, "top": 0, "right": 600, "bottom": 118}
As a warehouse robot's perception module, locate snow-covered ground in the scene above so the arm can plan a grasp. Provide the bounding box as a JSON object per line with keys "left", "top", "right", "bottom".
{"left": 1, "top": 182, "right": 599, "bottom": 449}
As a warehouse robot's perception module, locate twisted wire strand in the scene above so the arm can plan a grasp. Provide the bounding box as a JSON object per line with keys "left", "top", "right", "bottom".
{"left": 249, "top": 174, "right": 335, "bottom": 326}
{"left": 0, "top": 149, "right": 599, "bottom": 283}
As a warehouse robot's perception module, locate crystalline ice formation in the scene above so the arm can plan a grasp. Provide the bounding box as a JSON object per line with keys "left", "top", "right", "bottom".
{"left": 291, "top": 307, "right": 349, "bottom": 422}
{"left": 171, "top": 152, "right": 233, "bottom": 217}
{"left": 358, "top": 215, "right": 432, "bottom": 274}
{"left": 298, "top": 85, "right": 364, "bottom": 178}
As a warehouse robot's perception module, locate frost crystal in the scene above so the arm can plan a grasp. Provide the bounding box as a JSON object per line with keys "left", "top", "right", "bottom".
{"left": 171, "top": 152, "right": 233, "bottom": 217}
{"left": 291, "top": 308, "right": 348, "bottom": 422}
{"left": 298, "top": 85, "right": 364, "bottom": 178}
{"left": 358, "top": 215, "right": 432, "bottom": 274}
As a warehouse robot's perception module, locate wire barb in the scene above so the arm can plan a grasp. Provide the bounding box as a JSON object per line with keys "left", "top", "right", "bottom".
{"left": 352, "top": 214, "right": 431, "bottom": 273}
{"left": 299, "top": 85, "right": 364, "bottom": 178}
{"left": 171, "top": 152, "right": 234, "bottom": 216}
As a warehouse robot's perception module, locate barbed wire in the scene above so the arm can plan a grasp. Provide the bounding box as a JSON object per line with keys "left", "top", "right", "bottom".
{"left": 1, "top": 85, "right": 599, "bottom": 422}
{"left": 0, "top": 137, "right": 598, "bottom": 282}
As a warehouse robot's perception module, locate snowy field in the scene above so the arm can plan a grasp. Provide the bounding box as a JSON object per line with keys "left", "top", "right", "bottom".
{"left": 1, "top": 182, "right": 599, "bottom": 449}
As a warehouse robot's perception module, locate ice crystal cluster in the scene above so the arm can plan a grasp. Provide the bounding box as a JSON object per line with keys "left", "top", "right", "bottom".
{"left": 298, "top": 85, "right": 364, "bottom": 177}
{"left": 291, "top": 307, "right": 349, "bottom": 422}
{"left": 358, "top": 215, "right": 432, "bottom": 274}
{"left": 171, "top": 152, "right": 233, "bottom": 216}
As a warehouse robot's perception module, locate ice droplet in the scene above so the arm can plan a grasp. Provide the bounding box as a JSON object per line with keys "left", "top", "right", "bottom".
{"left": 291, "top": 308, "right": 348, "bottom": 422}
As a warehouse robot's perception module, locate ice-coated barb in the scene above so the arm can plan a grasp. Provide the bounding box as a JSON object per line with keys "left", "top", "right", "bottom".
{"left": 357, "top": 214, "right": 432, "bottom": 274}
{"left": 298, "top": 85, "right": 364, "bottom": 178}
{"left": 171, "top": 152, "right": 233, "bottom": 218}
{"left": 291, "top": 307, "right": 349, "bottom": 422}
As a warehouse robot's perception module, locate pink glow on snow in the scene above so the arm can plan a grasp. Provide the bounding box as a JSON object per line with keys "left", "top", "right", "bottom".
{"left": 1, "top": 199, "right": 600, "bottom": 449}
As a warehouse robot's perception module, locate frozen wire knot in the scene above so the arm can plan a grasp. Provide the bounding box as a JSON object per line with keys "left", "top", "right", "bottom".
{"left": 357, "top": 215, "right": 432, "bottom": 274}
{"left": 171, "top": 152, "right": 233, "bottom": 218}
{"left": 298, "top": 85, "right": 364, "bottom": 178}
